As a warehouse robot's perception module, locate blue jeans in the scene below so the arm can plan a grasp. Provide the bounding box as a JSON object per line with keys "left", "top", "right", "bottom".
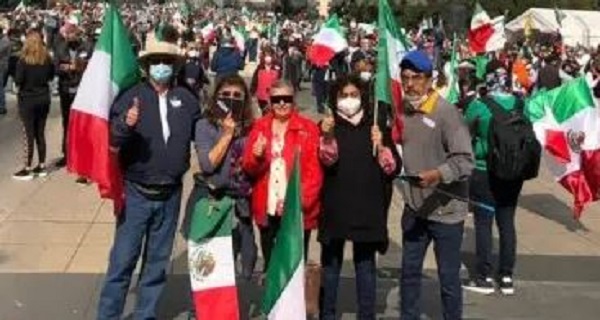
{"left": 470, "top": 169, "right": 523, "bottom": 278}
{"left": 0, "top": 68, "right": 6, "bottom": 111}
{"left": 400, "top": 211, "right": 464, "bottom": 320}
{"left": 97, "top": 181, "right": 182, "bottom": 320}
{"left": 320, "top": 239, "right": 377, "bottom": 320}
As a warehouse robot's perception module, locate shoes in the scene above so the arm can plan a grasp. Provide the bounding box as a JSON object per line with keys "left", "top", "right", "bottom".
{"left": 76, "top": 177, "right": 89, "bottom": 185}
{"left": 0, "top": 109, "right": 6, "bottom": 115}
{"left": 55, "top": 157, "right": 67, "bottom": 168}
{"left": 12, "top": 168, "right": 34, "bottom": 181}
{"left": 463, "top": 277, "right": 495, "bottom": 295}
{"left": 32, "top": 165, "right": 48, "bottom": 177}
{"left": 499, "top": 276, "right": 515, "bottom": 296}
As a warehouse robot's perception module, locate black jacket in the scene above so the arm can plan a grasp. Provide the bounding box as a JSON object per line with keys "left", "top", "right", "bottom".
{"left": 318, "top": 112, "right": 400, "bottom": 248}
{"left": 110, "top": 82, "right": 202, "bottom": 186}
{"left": 54, "top": 38, "right": 92, "bottom": 94}
{"left": 14, "top": 58, "right": 55, "bottom": 105}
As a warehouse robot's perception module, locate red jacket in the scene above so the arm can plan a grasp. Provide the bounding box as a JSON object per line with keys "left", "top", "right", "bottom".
{"left": 242, "top": 112, "right": 323, "bottom": 230}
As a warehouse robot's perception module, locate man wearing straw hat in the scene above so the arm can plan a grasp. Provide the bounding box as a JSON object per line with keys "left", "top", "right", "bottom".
{"left": 96, "top": 38, "right": 201, "bottom": 320}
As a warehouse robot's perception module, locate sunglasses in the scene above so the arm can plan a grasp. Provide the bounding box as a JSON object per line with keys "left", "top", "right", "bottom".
{"left": 219, "top": 90, "right": 244, "bottom": 99}
{"left": 270, "top": 95, "right": 294, "bottom": 106}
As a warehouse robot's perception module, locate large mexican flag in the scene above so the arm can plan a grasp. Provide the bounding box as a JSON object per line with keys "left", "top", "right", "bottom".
{"left": 527, "top": 78, "right": 600, "bottom": 218}
{"left": 308, "top": 14, "right": 348, "bottom": 67}
{"left": 188, "top": 197, "right": 239, "bottom": 319}
{"left": 262, "top": 157, "right": 305, "bottom": 319}
{"left": 375, "top": 0, "right": 410, "bottom": 143}
{"left": 67, "top": 4, "right": 139, "bottom": 213}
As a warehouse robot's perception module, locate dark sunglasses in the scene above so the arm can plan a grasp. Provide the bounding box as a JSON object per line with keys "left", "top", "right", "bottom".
{"left": 219, "top": 90, "right": 244, "bottom": 99}
{"left": 270, "top": 95, "right": 294, "bottom": 105}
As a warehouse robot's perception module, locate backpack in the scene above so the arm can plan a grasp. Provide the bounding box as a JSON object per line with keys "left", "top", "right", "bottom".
{"left": 482, "top": 96, "right": 541, "bottom": 181}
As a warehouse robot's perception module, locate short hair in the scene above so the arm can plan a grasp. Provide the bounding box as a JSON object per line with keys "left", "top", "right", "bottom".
{"left": 269, "top": 80, "right": 295, "bottom": 95}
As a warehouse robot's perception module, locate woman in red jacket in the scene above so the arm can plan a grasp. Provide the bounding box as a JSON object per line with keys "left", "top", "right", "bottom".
{"left": 242, "top": 80, "right": 323, "bottom": 271}
{"left": 250, "top": 47, "right": 281, "bottom": 112}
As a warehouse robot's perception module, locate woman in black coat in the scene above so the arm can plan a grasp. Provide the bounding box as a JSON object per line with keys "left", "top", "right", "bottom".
{"left": 318, "top": 76, "right": 401, "bottom": 320}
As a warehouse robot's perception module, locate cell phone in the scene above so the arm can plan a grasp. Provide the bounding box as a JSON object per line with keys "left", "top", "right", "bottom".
{"left": 214, "top": 100, "right": 230, "bottom": 119}
{"left": 399, "top": 175, "right": 423, "bottom": 184}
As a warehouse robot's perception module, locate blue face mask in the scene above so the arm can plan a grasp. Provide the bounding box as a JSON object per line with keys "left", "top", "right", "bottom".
{"left": 149, "top": 63, "right": 173, "bottom": 84}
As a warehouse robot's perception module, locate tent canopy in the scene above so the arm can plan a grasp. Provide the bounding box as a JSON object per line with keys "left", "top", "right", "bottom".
{"left": 506, "top": 8, "right": 600, "bottom": 48}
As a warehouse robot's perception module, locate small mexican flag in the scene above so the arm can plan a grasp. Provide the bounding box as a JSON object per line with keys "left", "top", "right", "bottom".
{"left": 262, "top": 157, "right": 306, "bottom": 319}
{"left": 308, "top": 14, "right": 348, "bottom": 67}
{"left": 232, "top": 26, "right": 248, "bottom": 52}
{"left": 67, "top": 3, "right": 139, "bottom": 213}
{"left": 468, "top": 3, "right": 505, "bottom": 54}
{"left": 375, "top": 0, "right": 410, "bottom": 143}
{"left": 188, "top": 197, "right": 239, "bottom": 319}
{"left": 444, "top": 34, "right": 460, "bottom": 104}
{"left": 527, "top": 78, "right": 600, "bottom": 218}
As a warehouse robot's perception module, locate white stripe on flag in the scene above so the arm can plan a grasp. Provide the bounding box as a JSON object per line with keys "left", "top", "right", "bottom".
{"left": 188, "top": 236, "right": 236, "bottom": 291}
{"left": 267, "top": 263, "right": 306, "bottom": 320}
{"left": 71, "top": 51, "right": 118, "bottom": 120}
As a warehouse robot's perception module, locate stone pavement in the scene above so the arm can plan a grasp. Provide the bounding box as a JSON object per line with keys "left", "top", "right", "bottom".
{"left": 1, "top": 68, "right": 600, "bottom": 319}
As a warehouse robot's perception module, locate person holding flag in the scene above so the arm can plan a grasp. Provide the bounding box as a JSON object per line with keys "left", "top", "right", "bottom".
{"left": 96, "top": 33, "right": 201, "bottom": 320}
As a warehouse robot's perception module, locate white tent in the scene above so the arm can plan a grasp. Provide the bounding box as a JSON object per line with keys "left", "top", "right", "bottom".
{"left": 506, "top": 8, "right": 600, "bottom": 48}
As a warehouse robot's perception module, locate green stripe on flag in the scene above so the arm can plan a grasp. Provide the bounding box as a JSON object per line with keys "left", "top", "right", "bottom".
{"left": 446, "top": 34, "right": 460, "bottom": 104}
{"left": 96, "top": 4, "right": 139, "bottom": 90}
{"left": 262, "top": 155, "right": 304, "bottom": 314}
{"left": 527, "top": 77, "right": 594, "bottom": 124}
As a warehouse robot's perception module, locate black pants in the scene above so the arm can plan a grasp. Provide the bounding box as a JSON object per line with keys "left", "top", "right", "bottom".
{"left": 470, "top": 169, "right": 524, "bottom": 278}
{"left": 259, "top": 215, "right": 311, "bottom": 271}
{"left": 59, "top": 92, "right": 75, "bottom": 157}
{"left": 18, "top": 101, "right": 50, "bottom": 167}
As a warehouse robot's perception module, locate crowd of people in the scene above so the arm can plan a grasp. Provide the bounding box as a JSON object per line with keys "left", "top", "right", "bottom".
{"left": 1, "top": 1, "right": 598, "bottom": 320}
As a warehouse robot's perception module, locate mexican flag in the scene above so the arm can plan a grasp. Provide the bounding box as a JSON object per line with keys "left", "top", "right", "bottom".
{"left": 188, "top": 197, "right": 239, "bottom": 320}
{"left": 262, "top": 157, "right": 305, "bottom": 319}
{"left": 527, "top": 78, "right": 600, "bottom": 218}
{"left": 375, "top": 0, "right": 410, "bottom": 143}
{"left": 444, "top": 34, "right": 460, "bottom": 104}
{"left": 468, "top": 3, "right": 506, "bottom": 54}
{"left": 200, "top": 21, "right": 216, "bottom": 42}
{"left": 67, "top": 4, "right": 139, "bottom": 213}
{"left": 232, "top": 26, "right": 248, "bottom": 52}
{"left": 308, "top": 14, "right": 348, "bottom": 67}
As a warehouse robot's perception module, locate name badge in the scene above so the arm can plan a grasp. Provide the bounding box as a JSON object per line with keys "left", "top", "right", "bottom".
{"left": 422, "top": 116, "right": 436, "bottom": 129}
{"left": 170, "top": 98, "right": 182, "bottom": 108}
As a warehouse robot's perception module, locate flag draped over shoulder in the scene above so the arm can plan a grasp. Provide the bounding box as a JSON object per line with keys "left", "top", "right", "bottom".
{"left": 262, "top": 157, "right": 306, "bottom": 319}
{"left": 308, "top": 14, "right": 348, "bottom": 67}
{"left": 67, "top": 4, "right": 139, "bottom": 213}
{"left": 375, "top": 0, "right": 410, "bottom": 143}
{"left": 527, "top": 78, "right": 600, "bottom": 218}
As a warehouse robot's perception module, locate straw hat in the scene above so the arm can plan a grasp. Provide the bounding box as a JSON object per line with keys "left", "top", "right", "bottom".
{"left": 138, "top": 35, "right": 183, "bottom": 67}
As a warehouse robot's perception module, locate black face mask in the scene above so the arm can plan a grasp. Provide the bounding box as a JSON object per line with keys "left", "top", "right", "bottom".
{"left": 68, "top": 41, "right": 79, "bottom": 49}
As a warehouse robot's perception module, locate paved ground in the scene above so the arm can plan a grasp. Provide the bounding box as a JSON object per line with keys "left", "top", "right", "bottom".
{"left": 1, "top": 66, "right": 600, "bottom": 319}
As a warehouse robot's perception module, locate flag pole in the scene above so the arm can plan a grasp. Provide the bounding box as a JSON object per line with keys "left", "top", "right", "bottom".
{"left": 373, "top": 98, "right": 379, "bottom": 157}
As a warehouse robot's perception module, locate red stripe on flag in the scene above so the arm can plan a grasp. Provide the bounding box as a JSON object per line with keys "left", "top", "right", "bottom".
{"left": 193, "top": 286, "right": 240, "bottom": 320}
{"left": 581, "top": 149, "right": 600, "bottom": 203}
{"left": 545, "top": 129, "right": 571, "bottom": 164}
{"left": 390, "top": 79, "right": 404, "bottom": 143}
{"left": 67, "top": 110, "right": 124, "bottom": 213}
{"left": 468, "top": 24, "right": 494, "bottom": 54}
{"left": 308, "top": 44, "right": 336, "bottom": 67}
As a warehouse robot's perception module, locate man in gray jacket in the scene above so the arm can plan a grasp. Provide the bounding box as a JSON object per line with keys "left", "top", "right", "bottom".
{"left": 0, "top": 27, "right": 11, "bottom": 115}
{"left": 397, "top": 50, "right": 474, "bottom": 320}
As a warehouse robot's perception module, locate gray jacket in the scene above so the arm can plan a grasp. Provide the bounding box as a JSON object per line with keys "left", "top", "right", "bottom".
{"left": 399, "top": 95, "right": 474, "bottom": 224}
{"left": 0, "top": 36, "right": 11, "bottom": 71}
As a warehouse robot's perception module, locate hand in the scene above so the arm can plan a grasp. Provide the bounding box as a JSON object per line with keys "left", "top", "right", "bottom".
{"left": 253, "top": 133, "right": 267, "bottom": 158}
{"left": 221, "top": 113, "right": 236, "bottom": 136}
{"left": 320, "top": 115, "right": 335, "bottom": 137}
{"left": 371, "top": 125, "right": 383, "bottom": 150}
{"left": 125, "top": 97, "right": 140, "bottom": 127}
{"left": 418, "top": 169, "right": 442, "bottom": 188}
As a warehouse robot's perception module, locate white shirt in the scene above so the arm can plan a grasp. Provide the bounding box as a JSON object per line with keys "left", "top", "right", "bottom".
{"left": 267, "top": 133, "right": 287, "bottom": 216}
{"left": 158, "top": 94, "right": 170, "bottom": 143}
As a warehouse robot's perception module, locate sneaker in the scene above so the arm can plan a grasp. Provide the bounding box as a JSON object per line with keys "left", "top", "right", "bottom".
{"left": 12, "top": 168, "right": 34, "bottom": 181}
{"left": 32, "top": 165, "right": 48, "bottom": 177}
{"left": 463, "top": 277, "right": 495, "bottom": 295}
{"left": 55, "top": 157, "right": 66, "bottom": 168}
{"left": 499, "top": 276, "right": 515, "bottom": 296}
{"left": 76, "top": 177, "right": 89, "bottom": 185}
{"left": 0, "top": 109, "right": 6, "bottom": 115}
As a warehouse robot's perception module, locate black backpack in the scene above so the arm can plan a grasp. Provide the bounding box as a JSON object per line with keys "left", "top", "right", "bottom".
{"left": 482, "top": 96, "right": 542, "bottom": 181}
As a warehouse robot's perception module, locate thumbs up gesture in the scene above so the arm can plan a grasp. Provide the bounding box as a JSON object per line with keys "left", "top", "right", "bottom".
{"left": 125, "top": 97, "right": 140, "bottom": 127}
{"left": 253, "top": 133, "right": 267, "bottom": 158}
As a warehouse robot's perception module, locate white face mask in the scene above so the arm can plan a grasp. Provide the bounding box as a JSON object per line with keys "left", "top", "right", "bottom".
{"left": 337, "top": 97, "right": 362, "bottom": 117}
{"left": 405, "top": 94, "right": 428, "bottom": 109}
{"left": 360, "top": 71, "right": 372, "bottom": 81}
